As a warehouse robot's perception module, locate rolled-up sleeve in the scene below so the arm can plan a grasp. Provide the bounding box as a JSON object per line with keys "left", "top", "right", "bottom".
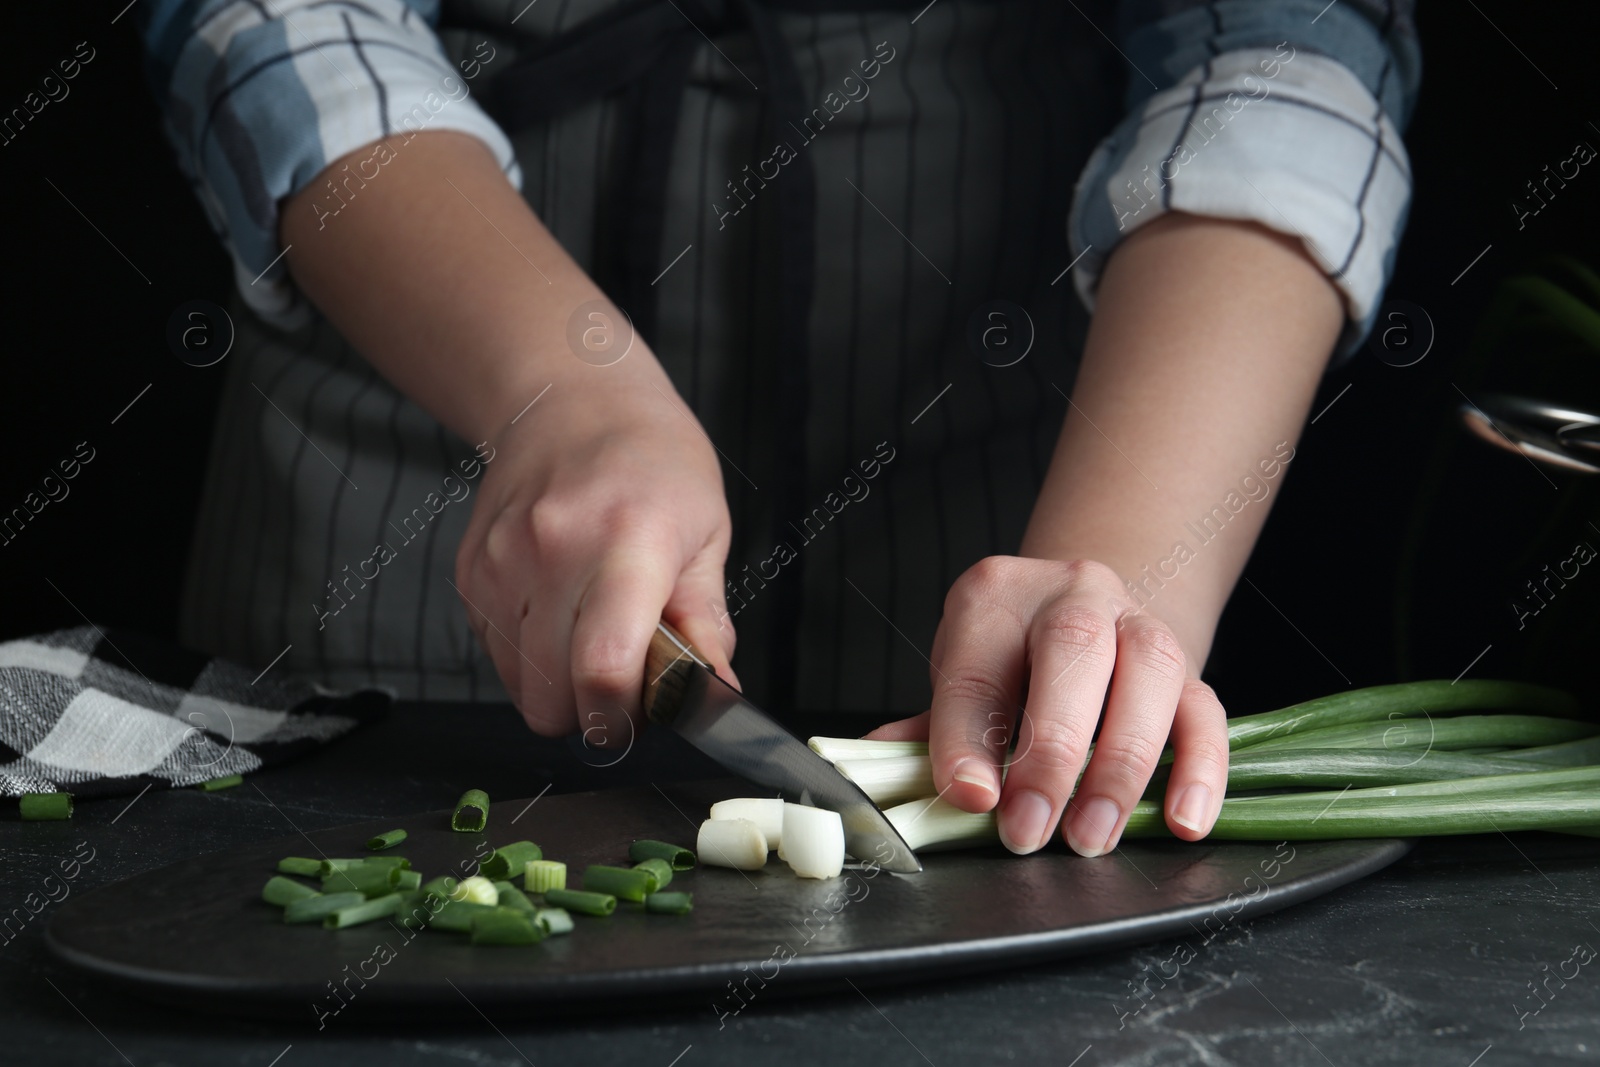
{"left": 1068, "top": 0, "right": 1421, "bottom": 358}
{"left": 138, "top": 0, "right": 521, "bottom": 327}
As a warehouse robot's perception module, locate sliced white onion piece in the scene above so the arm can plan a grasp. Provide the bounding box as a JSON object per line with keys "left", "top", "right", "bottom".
{"left": 780, "top": 803, "right": 845, "bottom": 879}
{"left": 833, "top": 755, "right": 937, "bottom": 807}
{"left": 697, "top": 817, "right": 768, "bottom": 870}
{"left": 808, "top": 736, "right": 929, "bottom": 764}
{"left": 709, "top": 798, "right": 785, "bottom": 849}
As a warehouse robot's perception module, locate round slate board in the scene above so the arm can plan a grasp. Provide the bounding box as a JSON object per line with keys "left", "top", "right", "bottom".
{"left": 46, "top": 779, "right": 1409, "bottom": 1021}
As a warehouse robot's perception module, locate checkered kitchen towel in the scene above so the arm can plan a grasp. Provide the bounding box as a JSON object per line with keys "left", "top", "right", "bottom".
{"left": 0, "top": 626, "right": 388, "bottom": 799}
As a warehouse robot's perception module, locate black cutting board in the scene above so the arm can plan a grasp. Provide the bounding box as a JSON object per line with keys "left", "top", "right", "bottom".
{"left": 46, "top": 779, "right": 1408, "bottom": 1021}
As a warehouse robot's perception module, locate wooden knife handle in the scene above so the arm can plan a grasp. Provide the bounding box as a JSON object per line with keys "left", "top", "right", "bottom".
{"left": 642, "top": 620, "right": 710, "bottom": 726}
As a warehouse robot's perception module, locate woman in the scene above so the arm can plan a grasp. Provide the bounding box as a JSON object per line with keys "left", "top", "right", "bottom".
{"left": 138, "top": 0, "right": 1419, "bottom": 856}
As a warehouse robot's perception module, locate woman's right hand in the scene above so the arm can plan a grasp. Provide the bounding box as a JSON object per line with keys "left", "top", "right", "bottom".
{"left": 454, "top": 362, "right": 739, "bottom": 744}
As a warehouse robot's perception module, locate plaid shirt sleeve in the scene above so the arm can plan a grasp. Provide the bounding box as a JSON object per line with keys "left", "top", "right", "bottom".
{"left": 1068, "top": 0, "right": 1422, "bottom": 358}
{"left": 137, "top": 0, "right": 522, "bottom": 328}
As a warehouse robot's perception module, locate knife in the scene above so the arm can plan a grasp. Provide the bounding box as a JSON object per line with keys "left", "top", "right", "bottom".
{"left": 641, "top": 620, "right": 922, "bottom": 874}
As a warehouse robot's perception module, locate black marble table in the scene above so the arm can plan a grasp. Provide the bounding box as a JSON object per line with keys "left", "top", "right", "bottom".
{"left": 2, "top": 702, "right": 1596, "bottom": 1066}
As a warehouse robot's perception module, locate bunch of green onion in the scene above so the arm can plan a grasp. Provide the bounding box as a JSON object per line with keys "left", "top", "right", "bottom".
{"left": 810, "top": 679, "right": 1600, "bottom": 851}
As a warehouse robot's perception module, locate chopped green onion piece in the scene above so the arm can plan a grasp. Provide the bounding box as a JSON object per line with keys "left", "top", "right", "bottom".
{"left": 397, "top": 891, "right": 439, "bottom": 931}
{"left": 645, "top": 892, "right": 693, "bottom": 915}
{"left": 543, "top": 888, "right": 616, "bottom": 916}
{"left": 494, "top": 881, "right": 537, "bottom": 914}
{"left": 284, "top": 891, "right": 365, "bottom": 924}
{"left": 18, "top": 793, "right": 72, "bottom": 820}
{"left": 451, "top": 875, "right": 499, "bottom": 905}
{"left": 262, "top": 875, "right": 320, "bottom": 906}
{"left": 628, "top": 839, "right": 696, "bottom": 870}
{"left": 470, "top": 908, "right": 544, "bottom": 945}
{"left": 317, "top": 858, "right": 368, "bottom": 875}
{"left": 481, "top": 840, "right": 543, "bottom": 879}
{"left": 428, "top": 899, "right": 498, "bottom": 933}
{"left": 277, "top": 856, "right": 322, "bottom": 877}
{"left": 196, "top": 774, "right": 243, "bottom": 792}
{"left": 523, "top": 860, "right": 566, "bottom": 893}
{"left": 421, "top": 876, "right": 459, "bottom": 899}
{"left": 582, "top": 864, "right": 653, "bottom": 903}
{"left": 633, "top": 858, "right": 673, "bottom": 893}
{"left": 534, "top": 907, "right": 574, "bottom": 936}
{"left": 322, "top": 863, "right": 401, "bottom": 898}
{"left": 366, "top": 828, "right": 408, "bottom": 850}
{"left": 395, "top": 869, "right": 422, "bottom": 891}
{"left": 452, "top": 788, "right": 490, "bottom": 832}
{"left": 357, "top": 855, "right": 412, "bottom": 872}
{"left": 323, "top": 892, "right": 405, "bottom": 929}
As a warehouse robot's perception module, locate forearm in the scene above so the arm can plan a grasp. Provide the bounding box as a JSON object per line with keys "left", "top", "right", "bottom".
{"left": 280, "top": 131, "right": 668, "bottom": 444}
{"left": 1021, "top": 213, "right": 1344, "bottom": 667}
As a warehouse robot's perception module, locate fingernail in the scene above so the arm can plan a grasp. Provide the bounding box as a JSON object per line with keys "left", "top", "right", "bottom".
{"left": 998, "top": 789, "right": 1053, "bottom": 854}
{"left": 1067, "top": 796, "right": 1122, "bottom": 858}
{"left": 952, "top": 759, "right": 996, "bottom": 800}
{"left": 1172, "top": 783, "right": 1212, "bottom": 833}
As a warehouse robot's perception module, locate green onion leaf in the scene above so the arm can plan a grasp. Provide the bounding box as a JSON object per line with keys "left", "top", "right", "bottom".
{"left": 494, "top": 881, "right": 537, "bottom": 914}
{"left": 262, "top": 875, "right": 320, "bottom": 906}
{"left": 470, "top": 908, "right": 544, "bottom": 945}
{"left": 582, "top": 865, "right": 653, "bottom": 903}
{"left": 196, "top": 774, "right": 243, "bottom": 792}
{"left": 19, "top": 793, "right": 72, "bottom": 820}
{"left": 395, "top": 869, "right": 422, "bottom": 892}
{"left": 481, "top": 840, "right": 543, "bottom": 879}
{"left": 543, "top": 888, "right": 616, "bottom": 916}
{"left": 534, "top": 907, "right": 574, "bottom": 936}
{"left": 428, "top": 899, "right": 498, "bottom": 933}
{"left": 284, "top": 891, "right": 365, "bottom": 924}
{"left": 644, "top": 892, "right": 693, "bottom": 915}
{"left": 366, "top": 828, "right": 408, "bottom": 850}
{"left": 628, "top": 839, "right": 696, "bottom": 870}
{"left": 277, "top": 856, "right": 323, "bottom": 877}
{"left": 322, "top": 863, "right": 402, "bottom": 898}
{"left": 452, "top": 788, "right": 490, "bottom": 832}
{"left": 323, "top": 892, "right": 405, "bottom": 929}
{"left": 633, "top": 858, "right": 673, "bottom": 893}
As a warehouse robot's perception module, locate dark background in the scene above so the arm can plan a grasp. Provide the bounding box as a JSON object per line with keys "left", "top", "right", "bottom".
{"left": 1, "top": 2, "right": 1597, "bottom": 716}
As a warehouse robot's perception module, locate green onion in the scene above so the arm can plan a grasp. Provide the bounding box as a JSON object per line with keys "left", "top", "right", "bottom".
{"left": 808, "top": 737, "right": 928, "bottom": 762}
{"left": 470, "top": 908, "right": 544, "bottom": 945}
{"left": 883, "top": 796, "right": 999, "bottom": 853}
{"left": 1223, "top": 679, "right": 1581, "bottom": 751}
{"left": 323, "top": 892, "right": 405, "bottom": 929}
{"left": 628, "top": 839, "right": 696, "bottom": 870}
{"left": 451, "top": 875, "right": 499, "bottom": 905}
{"left": 262, "top": 875, "right": 320, "bottom": 906}
{"left": 366, "top": 828, "right": 408, "bottom": 850}
{"left": 277, "top": 856, "right": 323, "bottom": 877}
{"left": 397, "top": 892, "right": 438, "bottom": 932}
{"left": 196, "top": 774, "right": 243, "bottom": 792}
{"left": 452, "top": 788, "right": 489, "bottom": 832}
{"left": 644, "top": 892, "right": 693, "bottom": 915}
{"left": 1239, "top": 715, "right": 1597, "bottom": 756}
{"left": 421, "top": 876, "right": 458, "bottom": 899}
{"left": 316, "top": 858, "right": 368, "bottom": 875}
{"left": 1495, "top": 736, "right": 1600, "bottom": 766}
{"left": 582, "top": 865, "right": 653, "bottom": 902}
{"left": 1160, "top": 748, "right": 1552, "bottom": 793}
{"left": 19, "top": 793, "right": 72, "bottom": 820}
{"left": 428, "top": 899, "right": 498, "bottom": 932}
{"left": 543, "top": 888, "right": 616, "bottom": 916}
{"left": 481, "top": 840, "right": 543, "bottom": 879}
{"left": 322, "top": 863, "right": 401, "bottom": 898}
{"left": 534, "top": 907, "right": 574, "bottom": 936}
{"left": 284, "top": 891, "right": 365, "bottom": 924}
{"left": 395, "top": 870, "right": 422, "bottom": 892}
{"left": 633, "top": 858, "right": 673, "bottom": 893}
{"left": 1122, "top": 766, "right": 1600, "bottom": 839}
{"left": 524, "top": 860, "right": 566, "bottom": 893}
{"left": 494, "top": 881, "right": 537, "bottom": 914}
{"left": 833, "top": 756, "right": 937, "bottom": 807}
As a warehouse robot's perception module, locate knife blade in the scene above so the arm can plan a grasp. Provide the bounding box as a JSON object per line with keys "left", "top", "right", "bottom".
{"left": 641, "top": 621, "right": 922, "bottom": 874}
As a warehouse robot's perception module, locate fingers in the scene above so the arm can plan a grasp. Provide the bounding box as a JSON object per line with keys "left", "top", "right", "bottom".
{"left": 1061, "top": 611, "right": 1186, "bottom": 857}
{"left": 862, "top": 710, "right": 930, "bottom": 742}
{"left": 664, "top": 541, "right": 740, "bottom": 691}
{"left": 569, "top": 546, "right": 677, "bottom": 746}
{"left": 1162, "top": 677, "right": 1229, "bottom": 840}
{"left": 926, "top": 559, "right": 1030, "bottom": 815}
{"left": 998, "top": 584, "right": 1119, "bottom": 854}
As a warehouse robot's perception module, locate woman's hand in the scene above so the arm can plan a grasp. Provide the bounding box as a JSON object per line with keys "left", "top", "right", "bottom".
{"left": 866, "top": 555, "right": 1228, "bottom": 856}
{"left": 454, "top": 373, "right": 738, "bottom": 741}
